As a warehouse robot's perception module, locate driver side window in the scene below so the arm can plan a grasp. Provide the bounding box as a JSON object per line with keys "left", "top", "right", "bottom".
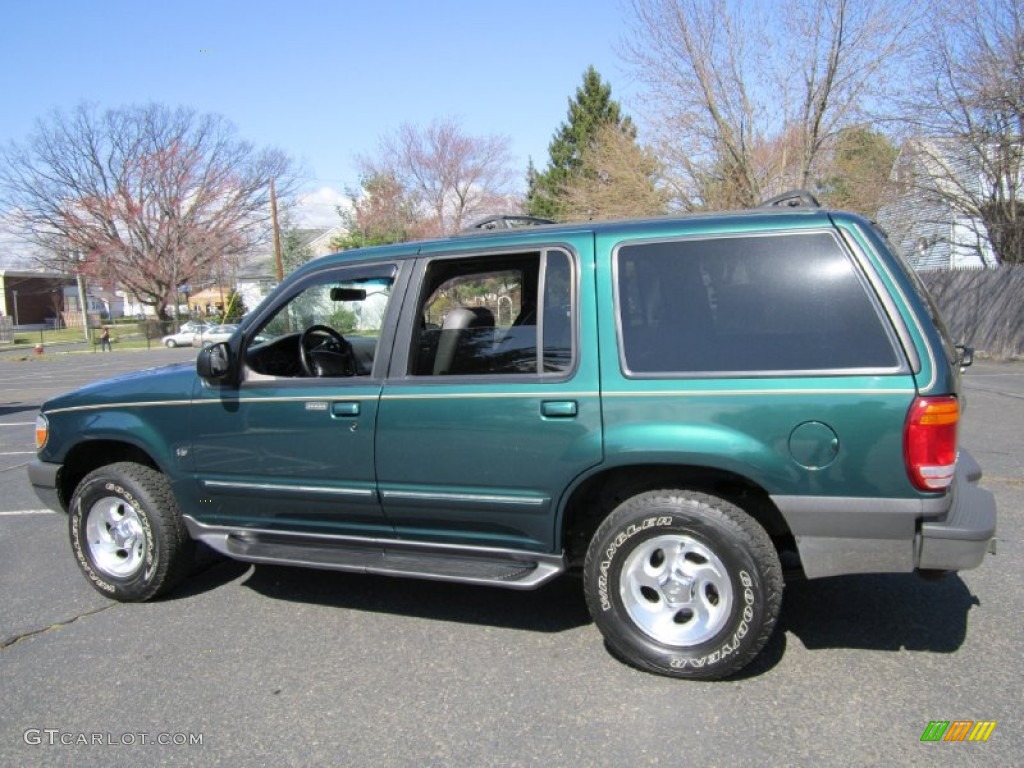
{"left": 246, "top": 270, "right": 395, "bottom": 379}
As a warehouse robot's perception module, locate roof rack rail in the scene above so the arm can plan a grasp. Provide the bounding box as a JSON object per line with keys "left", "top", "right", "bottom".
{"left": 464, "top": 215, "right": 555, "bottom": 231}
{"left": 758, "top": 190, "right": 821, "bottom": 209}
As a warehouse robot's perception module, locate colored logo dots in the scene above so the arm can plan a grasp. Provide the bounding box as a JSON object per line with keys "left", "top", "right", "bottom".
{"left": 921, "top": 720, "right": 997, "bottom": 742}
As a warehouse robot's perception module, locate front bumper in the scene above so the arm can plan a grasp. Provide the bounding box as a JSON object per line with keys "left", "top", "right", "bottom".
{"left": 28, "top": 460, "right": 64, "bottom": 513}
{"left": 916, "top": 449, "right": 997, "bottom": 571}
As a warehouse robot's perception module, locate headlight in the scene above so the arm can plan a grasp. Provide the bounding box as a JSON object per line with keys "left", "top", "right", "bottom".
{"left": 35, "top": 413, "right": 48, "bottom": 451}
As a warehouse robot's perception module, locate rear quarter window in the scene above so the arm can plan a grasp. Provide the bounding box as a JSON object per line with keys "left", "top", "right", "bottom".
{"left": 886, "top": 242, "right": 958, "bottom": 367}
{"left": 615, "top": 231, "right": 902, "bottom": 375}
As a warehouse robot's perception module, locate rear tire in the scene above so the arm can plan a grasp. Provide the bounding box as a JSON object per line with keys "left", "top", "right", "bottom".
{"left": 164, "top": 339, "right": 176, "bottom": 347}
{"left": 69, "top": 462, "right": 194, "bottom": 601}
{"left": 583, "top": 489, "right": 782, "bottom": 679}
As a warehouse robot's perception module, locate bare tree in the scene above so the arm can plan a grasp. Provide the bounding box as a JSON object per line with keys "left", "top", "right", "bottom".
{"left": 899, "top": 0, "right": 1024, "bottom": 265}
{"left": 361, "top": 118, "right": 517, "bottom": 235}
{"left": 624, "top": 0, "right": 918, "bottom": 209}
{"left": 0, "top": 103, "right": 294, "bottom": 318}
{"left": 330, "top": 171, "right": 431, "bottom": 250}
{"left": 559, "top": 123, "right": 671, "bottom": 220}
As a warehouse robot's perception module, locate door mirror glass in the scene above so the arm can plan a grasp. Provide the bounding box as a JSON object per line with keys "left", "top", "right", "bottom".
{"left": 197, "top": 342, "right": 231, "bottom": 380}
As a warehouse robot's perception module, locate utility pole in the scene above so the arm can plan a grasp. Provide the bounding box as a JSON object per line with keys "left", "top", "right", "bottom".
{"left": 217, "top": 257, "right": 226, "bottom": 320}
{"left": 75, "top": 254, "right": 90, "bottom": 342}
{"left": 270, "top": 178, "right": 284, "bottom": 282}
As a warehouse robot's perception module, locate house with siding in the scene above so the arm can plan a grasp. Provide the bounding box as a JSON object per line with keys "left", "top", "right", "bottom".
{"left": 876, "top": 138, "right": 998, "bottom": 270}
{"left": 235, "top": 226, "right": 345, "bottom": 310}
{"left": 62, "top": 284, "right": 125, "bottom": 324}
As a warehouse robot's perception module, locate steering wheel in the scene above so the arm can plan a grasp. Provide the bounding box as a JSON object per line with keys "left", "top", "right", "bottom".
{"left": 299, "top": 324, "right": 354, "bottom": 377}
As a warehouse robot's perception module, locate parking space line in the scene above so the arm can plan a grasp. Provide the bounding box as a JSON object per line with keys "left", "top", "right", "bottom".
{"left": 0, "top": 422, "right": 35, "bottom": 426}
{"left": 0, "top": 509, "right": 54, "bottom": 516}
{"left": 0, "top": 451, "right": 35, "bottom": 455}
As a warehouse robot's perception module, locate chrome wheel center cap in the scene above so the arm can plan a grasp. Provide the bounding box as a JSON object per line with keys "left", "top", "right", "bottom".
{"left": 661, "top": 574, "right": 695, "bottom": 605}
{"left": 112, "top": 518, "right": 141, "bottom": 548}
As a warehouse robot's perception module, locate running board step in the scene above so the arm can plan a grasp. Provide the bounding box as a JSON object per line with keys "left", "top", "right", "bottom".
{"left": 183, "top": 517, "right": 564, "bottom": 590}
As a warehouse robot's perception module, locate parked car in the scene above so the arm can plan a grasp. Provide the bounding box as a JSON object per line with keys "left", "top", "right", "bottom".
{"left": 161, "top": 329, "right": 198, "bottom": 348}
{"left": 193, "top": 323, "right": 238, "bottom": 346}
{"left": 162, "top": 321, "right": 214, "bottom": 347}
{"left": 178, "top": 320, "right": 212, "bottom": 335}
{"left": 28, "top": 192, "right": 996, "bottom": 680}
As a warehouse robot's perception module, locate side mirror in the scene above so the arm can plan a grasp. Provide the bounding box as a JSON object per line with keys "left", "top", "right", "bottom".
{"left": 956, "top": 344, "right": 974, "bottom": 369}
{"left": 197, "top": 342, "right": 231, "bottom": 381}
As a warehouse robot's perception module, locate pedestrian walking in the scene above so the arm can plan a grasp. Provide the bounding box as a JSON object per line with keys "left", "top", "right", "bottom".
{"left": 99, "top": 326, "right": 111, "bottom": 352}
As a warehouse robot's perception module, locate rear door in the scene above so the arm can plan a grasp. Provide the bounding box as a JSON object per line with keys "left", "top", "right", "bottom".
{"left": 374, "top": 234, "right": 603, "bottom": 552}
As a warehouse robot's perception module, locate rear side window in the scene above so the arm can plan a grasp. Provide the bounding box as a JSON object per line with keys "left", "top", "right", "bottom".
{"left": 409, "top": 249, "right": 575, "bottom": 377}
{"left": 616, "top": 232, "right": 901, "bottom": 375}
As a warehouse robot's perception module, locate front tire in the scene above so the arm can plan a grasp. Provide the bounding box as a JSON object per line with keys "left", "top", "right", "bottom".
{"left": 164, "top": 339, "right": 177, "bottom": 347}
{"left": 583, "top": 489, "right": 782, "bottom": 680}
{"left": 69, "top": 462, "right": 194, "bottom": 601}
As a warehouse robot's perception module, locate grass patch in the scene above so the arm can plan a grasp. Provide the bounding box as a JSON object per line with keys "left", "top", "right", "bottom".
{"left": 13, "top": 328, "right": 92, "bottom": 345}
{"left": 6, "top": 327, "right": 184, "bottom": 351}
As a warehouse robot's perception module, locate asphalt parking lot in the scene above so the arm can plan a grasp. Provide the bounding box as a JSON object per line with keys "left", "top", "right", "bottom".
{"left": 0, "top": 348, "right": 1020, "bottom": 767}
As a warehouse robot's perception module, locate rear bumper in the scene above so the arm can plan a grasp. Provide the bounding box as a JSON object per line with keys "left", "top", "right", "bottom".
{"left": 916, "top": 449, "right": 997, "bottom": 571}
{"left": 772, "top": 447, "right": 996, "bottom": 578}
{"left": 27, "top": 460, "right": 64, "bottom": 513}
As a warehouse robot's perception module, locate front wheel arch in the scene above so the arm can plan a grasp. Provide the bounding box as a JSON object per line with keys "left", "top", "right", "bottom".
{"left": 57, "top": 440, "right": 162, "bottom": 513}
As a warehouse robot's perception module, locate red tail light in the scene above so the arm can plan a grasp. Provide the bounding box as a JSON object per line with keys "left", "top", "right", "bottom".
{"left": 904, "top": 396, "right": 959, "bottom": 491}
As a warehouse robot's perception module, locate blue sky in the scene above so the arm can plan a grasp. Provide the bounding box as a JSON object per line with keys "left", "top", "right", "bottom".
{"left": 0, "top": 0, "right": 637, "bottom": 229}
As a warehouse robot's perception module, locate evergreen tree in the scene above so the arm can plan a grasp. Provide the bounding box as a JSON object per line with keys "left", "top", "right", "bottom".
{"left": 527, "top": 67, "right": 635, "bottom": 220}
{"left": 221, "top": 289, "right": 246, "bottom": 323}
{"left": 280, "top": 226, "right": 313, "bottom": 274}
{"left": 817, "top": 128, "right": 899, "bottom": 218}
{"left": 559, "top": 123, "right": 669, "bottom": 220}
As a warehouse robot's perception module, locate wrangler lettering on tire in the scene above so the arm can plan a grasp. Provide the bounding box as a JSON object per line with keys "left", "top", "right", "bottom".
{"left": 583, "top": 490, "right": 782, "bottom": 680}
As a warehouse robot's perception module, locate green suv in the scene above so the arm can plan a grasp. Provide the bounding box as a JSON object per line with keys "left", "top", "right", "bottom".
{"left": 29, "top": 194, "right": 997, "bottom": 679}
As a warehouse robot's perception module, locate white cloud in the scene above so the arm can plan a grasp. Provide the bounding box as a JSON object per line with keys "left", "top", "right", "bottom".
{"left": 295, "top": 186, "right": 349, "bottom": 229}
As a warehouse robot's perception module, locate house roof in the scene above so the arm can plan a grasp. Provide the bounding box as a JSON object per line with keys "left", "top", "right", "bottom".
{"left": 235, "top": 226, "right": 347, "bottom": 281}
{"left": 892, "top": 137, "right": 1003, "bottom": 200}
{"left": 236, "top": 258, "right": 276, "bottom": 281}
{"left": 305, "top": 226, "right": 346, "bottom": 255}
{"left": 0, "top": 269, "right": 69, "bottom": 280}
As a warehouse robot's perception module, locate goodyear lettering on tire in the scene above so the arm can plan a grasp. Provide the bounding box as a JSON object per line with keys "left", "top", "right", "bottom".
{"left": 670, "top": 570, "right": 755, "bottom": 670}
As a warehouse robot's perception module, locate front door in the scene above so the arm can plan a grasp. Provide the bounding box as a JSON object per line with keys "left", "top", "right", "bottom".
{"left": 191, "top": 261, "right": 404, "bottom": 536}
